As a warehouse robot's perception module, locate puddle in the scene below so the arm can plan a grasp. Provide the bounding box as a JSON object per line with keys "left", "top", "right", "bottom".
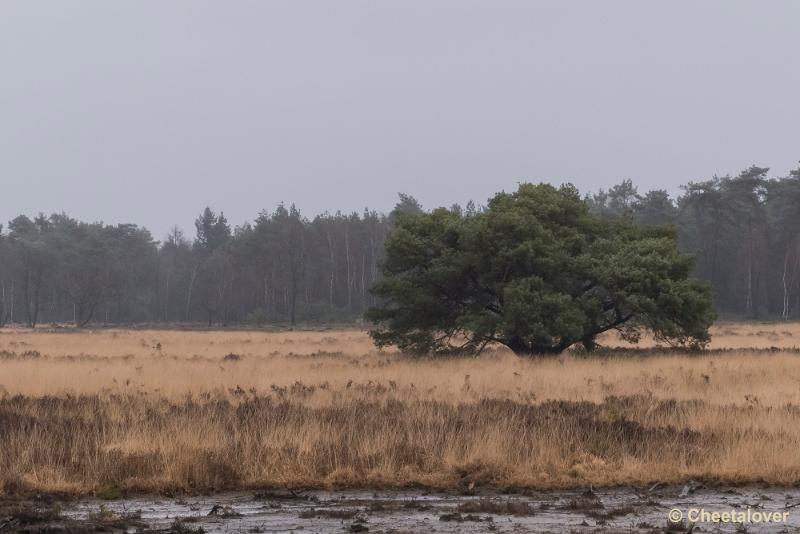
{"left": 46, "top": 486, "right": 800, "bottom": 532}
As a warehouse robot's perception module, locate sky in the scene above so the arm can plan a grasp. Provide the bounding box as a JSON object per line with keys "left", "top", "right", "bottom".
{"left": 1, "top": 1, "right": 799, "bottom": 240}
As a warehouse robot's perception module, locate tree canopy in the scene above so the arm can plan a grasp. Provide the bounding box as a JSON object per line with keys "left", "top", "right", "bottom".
{"left": 367, "top": 183, "right": 715, "bottom": 356}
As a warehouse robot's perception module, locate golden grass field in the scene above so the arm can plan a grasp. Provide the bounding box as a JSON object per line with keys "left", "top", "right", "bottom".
{"left": 1, "top": 322, "right": 800, "bottom": 496}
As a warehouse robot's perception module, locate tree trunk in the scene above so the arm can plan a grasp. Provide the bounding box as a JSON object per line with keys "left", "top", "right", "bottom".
{"left": 504, "top": 334, "right": 587, "bottom": 356}
{"left": 289, "top": 276, "right": 297, "bottom": 326}
{"left": 326, "top": 231, "right": 335, "bottom": 308}
{"left": 783, "top": 251, "right": 790, "bottom": 319}
{"left": 582, "top": 337, "right": 599, "bottom": 351}
{"left": 30, "top": 280, "right": 40, "bottom": 328}
{"left": 8, "top": 282, "right": 14, "bottom": 324}
{"left": 505, "top": 335, "right": 531, "bottom": 355}
{"left": 185, "top": 265, "right": 198, "bottom": 322}
{"left": 0, "top": 279, "right": 6, "bottom": 328}
{"left": 345, "top": 229, "right": 352, "bottom": 310}
{"left": 163, "top": 272, "right": 170, "bottom": 323}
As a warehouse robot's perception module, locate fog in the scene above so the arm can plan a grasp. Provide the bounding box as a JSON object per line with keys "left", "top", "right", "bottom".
{"left": 1, "top": 1, "right": 798, "bottom": 238}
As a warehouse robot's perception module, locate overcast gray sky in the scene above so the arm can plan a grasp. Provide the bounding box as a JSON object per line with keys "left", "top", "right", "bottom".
{"left": 1, "top": 1, "right": 799, "bottom": 240}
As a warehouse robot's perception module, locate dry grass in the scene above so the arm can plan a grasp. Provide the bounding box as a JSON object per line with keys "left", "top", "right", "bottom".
{"left": 1, "top": 322, "right": 800, "bottom": 495}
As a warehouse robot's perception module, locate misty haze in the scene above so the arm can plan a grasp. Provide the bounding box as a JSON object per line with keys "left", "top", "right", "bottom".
{"left": 1, "top": 2, "right": 800, "bottom": 533}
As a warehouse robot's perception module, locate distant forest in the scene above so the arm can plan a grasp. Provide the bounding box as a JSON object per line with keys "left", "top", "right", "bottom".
{"left": 1, "top": 164, "right": 799, "bottom": 327}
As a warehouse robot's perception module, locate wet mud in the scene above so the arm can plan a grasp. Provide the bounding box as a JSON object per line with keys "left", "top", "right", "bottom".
{"left": 4, "top": 485, "right": 800, "bottom": 533}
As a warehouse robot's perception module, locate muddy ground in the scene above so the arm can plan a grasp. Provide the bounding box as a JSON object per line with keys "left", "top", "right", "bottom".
{"left": 3, "top": 485, "right": 800, "bottom": 533}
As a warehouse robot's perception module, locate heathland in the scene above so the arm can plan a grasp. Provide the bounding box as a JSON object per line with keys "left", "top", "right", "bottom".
{"left": 1, "top": 322, "right": 800, "bottom": 496}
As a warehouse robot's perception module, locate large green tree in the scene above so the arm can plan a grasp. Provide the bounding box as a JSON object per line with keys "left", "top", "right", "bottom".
{"left": 367, "top": 183, "right": 715, "bottom": 356}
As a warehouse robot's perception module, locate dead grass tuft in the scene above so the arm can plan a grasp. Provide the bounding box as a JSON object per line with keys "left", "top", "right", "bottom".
{"left": 1, "top": 323, "right": 800, "bottom": 494}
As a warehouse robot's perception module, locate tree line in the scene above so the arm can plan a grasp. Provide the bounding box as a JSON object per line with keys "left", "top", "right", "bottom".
{"left": 0, "top": 164, "right": 798, "bottom": 327}
{"left": 586, "top": 164, "right": 800, "bottom": 319}
{"left": 0, "top": 199, "right": 416, "bottom": 327}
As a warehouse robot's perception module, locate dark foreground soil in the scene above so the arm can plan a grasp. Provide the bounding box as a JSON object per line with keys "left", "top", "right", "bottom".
{"left": 3, "top": 485, "right": 800, "bottom": 533}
